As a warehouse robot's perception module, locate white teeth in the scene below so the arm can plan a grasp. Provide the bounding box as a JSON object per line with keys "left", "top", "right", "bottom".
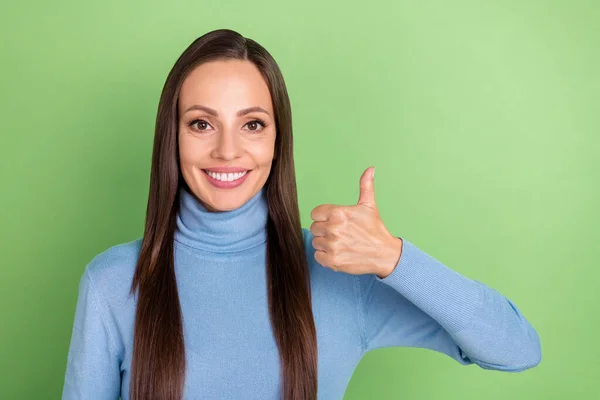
{"left": 206, "top": 170, "right": 248, "bottom": 181}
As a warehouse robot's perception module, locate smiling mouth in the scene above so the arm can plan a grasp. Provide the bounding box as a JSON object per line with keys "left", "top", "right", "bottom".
{"left": 202, "top": 169, "right": 251, "bottom": 182}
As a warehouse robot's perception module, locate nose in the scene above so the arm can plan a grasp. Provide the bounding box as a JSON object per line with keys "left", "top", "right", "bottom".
{"left": 211, "top": 128, "right": 242, "bottom": 161}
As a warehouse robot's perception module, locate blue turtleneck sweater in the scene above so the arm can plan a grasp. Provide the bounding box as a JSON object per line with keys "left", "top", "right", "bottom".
{"left": 61, "top": 186, "right": 541, "bottom": 399}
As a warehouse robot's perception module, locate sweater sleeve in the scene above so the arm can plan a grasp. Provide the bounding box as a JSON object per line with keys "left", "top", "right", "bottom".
{"left": 61, "top": 267, "right": 121, "bottom": 400}
{"left": 357, "top": 237, "right": 541, "bottom": 372}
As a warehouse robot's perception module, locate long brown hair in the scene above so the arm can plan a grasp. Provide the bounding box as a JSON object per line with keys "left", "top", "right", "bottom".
{"left": 129, "top": 29, "right": 317, "bottom": 400}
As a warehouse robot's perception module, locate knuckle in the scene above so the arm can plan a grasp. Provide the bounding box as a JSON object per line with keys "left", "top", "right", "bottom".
{"left": 329, "top": 240, "right": 339, "bottom": 253}
{"left": 329, "top": 249, "right": 339, "bottom": 263}
{"left": 326, "top": 224, "right": 340, "bottom": 238}
{"left": 331, "top": 208, "right": 345, "bottom": 220}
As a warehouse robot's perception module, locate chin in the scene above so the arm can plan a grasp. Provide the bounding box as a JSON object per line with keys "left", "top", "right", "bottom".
{"left": 202, "top": 190, "right": 253, "bottom": 212}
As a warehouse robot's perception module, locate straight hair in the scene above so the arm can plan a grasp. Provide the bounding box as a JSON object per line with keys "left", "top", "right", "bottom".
{"left": 129, "top": 29, "right": 318, "bottom": 400}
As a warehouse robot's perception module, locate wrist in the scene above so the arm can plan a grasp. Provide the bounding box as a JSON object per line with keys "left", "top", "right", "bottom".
{"left": 376, "top": 237, "right": 403, "bottom": 279}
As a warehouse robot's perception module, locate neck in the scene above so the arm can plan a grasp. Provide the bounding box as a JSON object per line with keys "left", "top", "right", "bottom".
{"left": 174, "top": 186, "right": 269, "bottom": 253}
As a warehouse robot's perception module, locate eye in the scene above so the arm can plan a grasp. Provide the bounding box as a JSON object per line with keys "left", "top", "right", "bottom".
{"left": 188, "top": 119, "right": 213, "bottom": 131}
{"left": 244, "top": 118, "right": 267, "bottom": 132}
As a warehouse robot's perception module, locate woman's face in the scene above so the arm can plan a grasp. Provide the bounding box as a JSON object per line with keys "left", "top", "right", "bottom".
{"left": 178, "top": 59, "right": 276, "bottom": 212}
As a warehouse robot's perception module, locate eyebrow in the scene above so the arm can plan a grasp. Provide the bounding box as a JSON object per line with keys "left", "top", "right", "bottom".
{"left": 183, "top": 104, "right": 271, "bottom": 117}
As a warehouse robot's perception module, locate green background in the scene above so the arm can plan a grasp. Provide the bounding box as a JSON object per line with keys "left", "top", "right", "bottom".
{"left": 1, "top": 0, "right": 598, "bottom": 398}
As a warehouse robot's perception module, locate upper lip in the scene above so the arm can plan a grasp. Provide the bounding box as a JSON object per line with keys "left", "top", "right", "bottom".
{"left": 203, "top": 166, "right": 251, "bottom": 173}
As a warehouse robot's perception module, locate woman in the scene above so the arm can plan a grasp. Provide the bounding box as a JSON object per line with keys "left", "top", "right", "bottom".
{"left": 61, "top": 29, "right": 541, "bottom": 400}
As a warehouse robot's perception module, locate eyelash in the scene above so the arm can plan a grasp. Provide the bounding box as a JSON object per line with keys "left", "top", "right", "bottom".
{"left": 188, "top": 118, "right": 268, "bottom": 132}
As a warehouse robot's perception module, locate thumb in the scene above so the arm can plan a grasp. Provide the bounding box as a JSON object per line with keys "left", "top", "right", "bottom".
{"left": 357, "top": 166, "right": 376, "bottom": 207}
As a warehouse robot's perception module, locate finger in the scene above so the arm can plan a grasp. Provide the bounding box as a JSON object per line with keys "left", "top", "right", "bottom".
{"left": 314, "top": 249, "right": 330, "bottom": 267}
{"left": 311, "top": 204, "right": 335, "bottom": 221}
{"left": 309, "top": 221, "right": 328, "bottom": 237}
{"left": 311, "top": 236, "right": 330, "bottom": 252}
{"left": 357, "top": 166, "right": 376, "bottom": 207}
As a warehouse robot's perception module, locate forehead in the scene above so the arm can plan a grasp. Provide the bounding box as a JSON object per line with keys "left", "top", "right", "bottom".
{"left": 178, "top": 59, "right": 273, "bottom": 114}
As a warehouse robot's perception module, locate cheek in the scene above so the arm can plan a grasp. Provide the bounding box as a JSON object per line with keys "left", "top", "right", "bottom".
{"left": 253, "top": 137, "right": 276, "bottom": 166}
{"left": 178, "top": 134, "right": 204, "bottom": 165}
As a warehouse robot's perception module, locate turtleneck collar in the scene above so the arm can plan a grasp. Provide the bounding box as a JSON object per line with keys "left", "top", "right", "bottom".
{"left": 174, "top": 185, "right": 269, "bottom": 253}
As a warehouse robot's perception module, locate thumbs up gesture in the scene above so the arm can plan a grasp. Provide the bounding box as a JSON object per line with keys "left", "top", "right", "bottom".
{"left": 309, "top": 167, "right": 403, "bottom": 278}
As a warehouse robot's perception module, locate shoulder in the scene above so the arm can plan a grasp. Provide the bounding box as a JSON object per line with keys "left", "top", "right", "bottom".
{"left": 83, "top": 237, "right": 143, "bottom": 293}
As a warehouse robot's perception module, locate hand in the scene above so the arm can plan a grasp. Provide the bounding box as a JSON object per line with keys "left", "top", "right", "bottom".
{"left": 309, "top": 166, "right": 403, "bottom": 278}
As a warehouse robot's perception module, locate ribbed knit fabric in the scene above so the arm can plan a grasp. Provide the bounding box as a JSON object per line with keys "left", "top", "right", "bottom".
{"left": 61, "top": 186, "right": 541, "bottom": 400}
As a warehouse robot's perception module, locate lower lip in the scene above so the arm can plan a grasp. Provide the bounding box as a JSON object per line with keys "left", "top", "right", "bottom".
{"left": 202, "top": 169, "right": 251, "bottom": 189}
